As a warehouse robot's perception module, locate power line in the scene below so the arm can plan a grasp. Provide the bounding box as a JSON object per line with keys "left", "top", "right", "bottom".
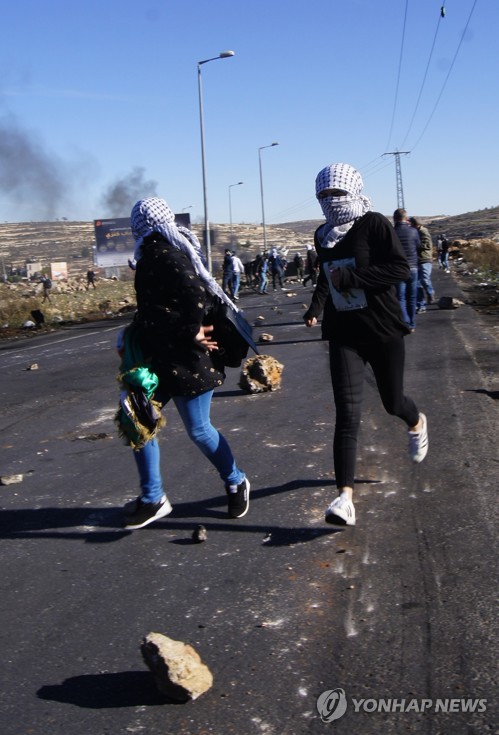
{"left": 385, "top": 0, "right": 410, "bottom": 151}
{"left": 408, "top": 0, "right": 479, "bottom": 152}
{"left": 399, "top": 3, "right": 447, "bottom": 149}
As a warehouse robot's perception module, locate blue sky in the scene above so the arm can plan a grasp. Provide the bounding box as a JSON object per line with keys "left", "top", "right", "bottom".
{"left": 0, "top": 0, "right": 496, "bottom": 225}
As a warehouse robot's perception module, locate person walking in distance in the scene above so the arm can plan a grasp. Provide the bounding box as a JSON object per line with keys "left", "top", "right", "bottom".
{"left": 222, "top": 249, "right": 235, "bottom": 298}
{"left": 257, "top": 253, "right": 269, "bottom": 294}
{"left": 393, "top": 208, "right": 420, "bottom": 331}
{"left": 293, "top": 252, "right": 305, "bottom": 282}
{"left": 86, "top": 269, "right": 97, "bottom": 290}
{"left": 41, "top": 275, "right": 52, "bottom": 303}
{"left": 303, "top": 244, "right": 318, "bottom": 286}
{"left": 439, "top": 233, "right": 450, "bottom": 272}
{"left": 410, "top": 216, "right": 435, "bottom": 313}
{"left": 119, "top": 198, "right": 250, "bottom": 529}
{"left": 268, "top": 248, "right": 285, "bottom": 290}
{"left": 231, "top": 252, "right": 245, "bottom": 300}
{"left": 304, "top": 163, "right": 428, "bottom": 527}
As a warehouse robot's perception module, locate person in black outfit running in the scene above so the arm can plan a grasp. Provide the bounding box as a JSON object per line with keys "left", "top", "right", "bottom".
{"left": 304, "top": 163, "right": 428, "bottom": 526}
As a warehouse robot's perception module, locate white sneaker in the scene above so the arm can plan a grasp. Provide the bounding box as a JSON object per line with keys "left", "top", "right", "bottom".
{"left": 408, "top": 413, "right": 429, "bottom": 463}
{"left": 325, "top": 495, "right": 356, "bottom": 526}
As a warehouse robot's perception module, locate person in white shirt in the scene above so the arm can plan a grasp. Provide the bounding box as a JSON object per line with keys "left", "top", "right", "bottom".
{"left": 231, "top": 253, "right": 245, "bottom": 300}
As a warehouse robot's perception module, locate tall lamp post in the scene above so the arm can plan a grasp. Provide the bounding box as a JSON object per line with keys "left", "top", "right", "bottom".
{"left": 228, "top": 181, "right": 243, "bottom": 247}
{"left": 197, "top": 50, "right": 235, "bottom": 272}
{"left": 258, "top": 142, "right": 279, "bottom": 252}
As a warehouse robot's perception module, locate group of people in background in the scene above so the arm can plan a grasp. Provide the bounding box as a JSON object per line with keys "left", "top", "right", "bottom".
{"left": 393, "top": 208, "right": 450, "bottom": 332}
{"left": 222, "top": 242, "right": 323, "bottom": 297}
{"left": 223, "top": 247, "right": 290, "bottom": 296}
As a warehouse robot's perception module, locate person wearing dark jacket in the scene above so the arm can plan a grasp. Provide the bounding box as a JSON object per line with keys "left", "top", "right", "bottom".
{"left": 303, "top": 244, "right": 318, "bottom": 286}
{"left": 304, "top": 163, "right": 428, "bottom": 527}
{"left": 410, "top": 216, "right": 435, "bottom": 313}
{"left": 394, "top": 208, "right": 420, "bottom": 330}
{"left": 121, "top": 198, "right": 250, "bottom": 529}
{"left": 222, "top": 249, "right": 235, "bottom": 297}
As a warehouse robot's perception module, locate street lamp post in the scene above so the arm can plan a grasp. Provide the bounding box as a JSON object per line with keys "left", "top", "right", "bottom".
{"left": 258, "top": 142, "right": 279, "bottom": 252}
{"left": 197, "top": 50, "right": 235, "bottom": 272}
{"left": 228, "top": 181, "right": 243, "bottom": 247}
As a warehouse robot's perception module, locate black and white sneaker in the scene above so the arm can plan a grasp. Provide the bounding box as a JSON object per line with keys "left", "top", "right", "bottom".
{"left": 124, "top": 495, "right": 172, "bottom": 529}
{"left": 408, "top": 413, "right": 429, "bottom": 463}
{"left": 226, "top": 478, "right": 251, "bottom": 518}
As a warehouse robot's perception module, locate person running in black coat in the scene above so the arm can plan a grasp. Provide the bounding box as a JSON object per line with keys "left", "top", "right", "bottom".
{"left": 304, "top": 163, "right": 428, "bottom": 527}
{"left": 120, "top": 198, "right": 250, "bottom": 529}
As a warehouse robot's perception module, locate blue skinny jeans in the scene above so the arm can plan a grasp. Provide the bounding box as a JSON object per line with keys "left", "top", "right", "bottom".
{"left": 397, "top": 267, "right": 418, "bottom": 329}
{"left": 133, "top": 390, "right": 245, "bottom": 503}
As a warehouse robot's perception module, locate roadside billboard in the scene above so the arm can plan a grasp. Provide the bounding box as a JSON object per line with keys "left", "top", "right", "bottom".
{"left": 93, "top": 214, "right": 192, "bottom": 267}
{"left": 51, "top": 262, "right": 68, "bottom": 280}
{"left": 26, "top": 262, "right": 42, "bottom": 279}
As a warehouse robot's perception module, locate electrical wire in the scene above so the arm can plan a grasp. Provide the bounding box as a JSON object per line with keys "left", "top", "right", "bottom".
{"left": 407, "top": 0, "right": 479, "bottom": 152}
{"left": 398, "top": 2, "right": 447, "bottom": 148}
{"left": 267, "top": 196, "right": 318, "bottom": 223}
{"left": 385, "top": 0, "right": 410, "bottom": 152}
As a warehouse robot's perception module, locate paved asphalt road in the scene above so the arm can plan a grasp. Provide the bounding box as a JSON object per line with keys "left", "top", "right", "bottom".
{"left": 0, "top": 269, "right": 497, "bottom": 735}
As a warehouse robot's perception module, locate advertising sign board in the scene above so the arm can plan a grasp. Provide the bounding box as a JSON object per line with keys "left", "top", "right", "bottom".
{"left": 93, "top": 214, "right": 192, "bottom": 267}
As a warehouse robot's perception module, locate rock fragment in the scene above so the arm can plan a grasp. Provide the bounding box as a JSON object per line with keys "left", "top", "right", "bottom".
{"left": 239, "top": 354, "right": 284, "bottom": 393}
{"left": 141, "top": 632, "right": 213, "bottom": 702}
{"left": 192, "top": 525, "right": 207, "bottom": 543}
{"left": 438, "top": 296, "right": 465, "bottom": 309}
{"left": 0, "top": 474, "right": 23, "bottom": 486}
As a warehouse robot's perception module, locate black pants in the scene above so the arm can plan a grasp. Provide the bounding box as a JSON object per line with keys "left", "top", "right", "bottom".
{"left": 329, "top": 337, "right": 419, "bottom": 489}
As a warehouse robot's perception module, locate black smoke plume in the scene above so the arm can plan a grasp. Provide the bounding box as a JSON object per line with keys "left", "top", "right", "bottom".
{"left": 101, "top": 167, "right": 158, "bottom": 217}
{"left": 0, "top": 115, "right": 67, "bottom": 220}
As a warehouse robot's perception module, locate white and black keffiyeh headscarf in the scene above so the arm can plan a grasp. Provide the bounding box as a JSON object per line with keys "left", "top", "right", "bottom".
{"left": 315, "top": 163, "right": 372, "bottom": 234}
{"left": 130, "top": 197, "right": 236, "bottom": 310}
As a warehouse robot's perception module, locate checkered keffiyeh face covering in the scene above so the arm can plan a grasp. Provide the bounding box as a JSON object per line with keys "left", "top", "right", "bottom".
{"left": 315, "top": 163, "right": 372, "bottom": 227}
{"left": 130, "top": 197, "right": 236, "bottom": 310}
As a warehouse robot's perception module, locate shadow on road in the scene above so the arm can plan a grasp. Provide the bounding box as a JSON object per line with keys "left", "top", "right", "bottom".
{"left": 37, "top": 671, "right": 177, "bottom": 708}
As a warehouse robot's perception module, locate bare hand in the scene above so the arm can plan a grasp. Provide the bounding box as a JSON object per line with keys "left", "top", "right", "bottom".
{"left": 195, "top": 324, "right": 219, "bottom": 351}
{"left": 305, "top": 316, "right": 317, "bottom": 328}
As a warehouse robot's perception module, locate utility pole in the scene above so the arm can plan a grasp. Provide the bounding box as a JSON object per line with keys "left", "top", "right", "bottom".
{"left": 383, "top": 150, "right": 410, "bottom": 209}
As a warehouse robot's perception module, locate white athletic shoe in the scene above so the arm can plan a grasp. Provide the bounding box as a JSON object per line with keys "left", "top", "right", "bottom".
{"left": 325, "top": 495, "right": 356, "bottom": 526}
{"left": 408, "top": 413, "right": 429, "bottom": 463}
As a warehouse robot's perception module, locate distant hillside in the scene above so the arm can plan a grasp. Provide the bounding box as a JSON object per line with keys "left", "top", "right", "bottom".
{"left": 0, "top": 206, "right": 497, "bottom": 276}
{"left": 421, "top": 206, "right": 499, "bottom": 242}
{"left": 277, "top": 206, "right": 499, "bottom": 242}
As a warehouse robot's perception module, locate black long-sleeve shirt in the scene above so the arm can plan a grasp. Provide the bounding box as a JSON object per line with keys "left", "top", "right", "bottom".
{"left": 304, "top": 212, "right": 411, "bottom": 346}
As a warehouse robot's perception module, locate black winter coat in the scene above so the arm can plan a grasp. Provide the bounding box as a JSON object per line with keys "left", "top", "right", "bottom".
{"left": 304, "top": 212, "right": 411, "bottom": 346}
{"left": 134, "top": 234, "right": 225, "bottom": 396}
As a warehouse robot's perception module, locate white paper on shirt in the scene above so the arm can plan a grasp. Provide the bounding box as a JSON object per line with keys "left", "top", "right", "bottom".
{"left": 323, "top": 258, "right": 367, "bottom": 311}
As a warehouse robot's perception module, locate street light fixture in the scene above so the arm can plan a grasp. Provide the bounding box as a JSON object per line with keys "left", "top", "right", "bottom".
{"left": 228, "top": 181, "right": 243, "bottom": 247}
{"left": 197, "top": 50, "right": 235, "bottom": 272}
{"left": 258, "top": 142, "right": 279, "bottom": 252}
